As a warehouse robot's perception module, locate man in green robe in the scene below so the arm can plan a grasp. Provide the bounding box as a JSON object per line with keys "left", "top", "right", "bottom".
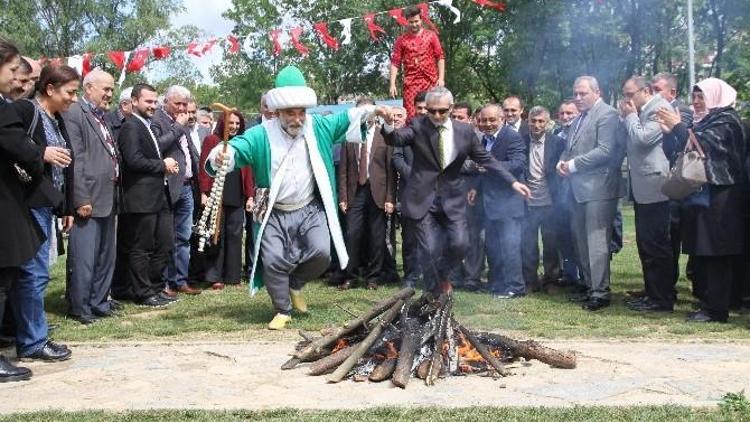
{"left": 207, "top": 66, "right": 390, "bottom": 329}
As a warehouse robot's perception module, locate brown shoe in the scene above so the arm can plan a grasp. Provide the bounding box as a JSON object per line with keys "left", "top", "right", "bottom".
{"left": 211, "top": 282, "right": 225, "bottom": 290}
{"left": 176, "top": 285, "right": 202, "bottom": 295}
{"left": 162, "top": 288, "right": 177, "bottom": 298}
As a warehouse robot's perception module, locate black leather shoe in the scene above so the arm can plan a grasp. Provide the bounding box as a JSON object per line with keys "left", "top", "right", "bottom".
{"left": 628, "top": 299, "right": 673, "bottom": 312}
{"left": 158, "top": 292, "right": 179, "bottom": 303}
{"left": 68, "top": 314, "right": 98, "bottom": 325}
{"left": 109, "top": 300, "right": 123, "bottom": 310}
{"left": 0, "top": 336, "right": 15, "bottom": 349}
{"left": 625, "top": 296, "right": 648, "bottom": 306}
{"left": 46, "top": 340, "right": 70, "bottom": 353}
{"left": 686, "top": 310, "right": 726, "bottom": 323}
{"left": 0, "top": 356, "right": 32, "bottom": 382}
{"left": 582, "top": 298, "right": 610, "bottom": 311}
{"left": 93, "top": 308, "right": 117, "bottom": 318}
{"left": 568, "top": 292, "right": 590, "bottom": 303}
{"left": 138, "top": 295, "right": 171, "bottom": 308}
{"left": 20, "top": 341, "right": 72, "bottom": 362}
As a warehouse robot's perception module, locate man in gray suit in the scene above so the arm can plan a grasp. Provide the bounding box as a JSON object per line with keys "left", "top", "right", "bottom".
{"left": 620, "top": 76, "right": 675, "bottom": 312}
{"left": 557, "top": 75, "right": 624, "bottom": 311}
{"left": 64, "top": 70, "right": 120, "bottom": 324}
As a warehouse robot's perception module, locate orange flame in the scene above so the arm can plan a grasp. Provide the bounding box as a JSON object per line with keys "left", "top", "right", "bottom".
{"left": 331, "top": 338, "right": 349, "bottom": 353}
{"left": 385, "top": 340, "right": 399, "bottom": 359}
{"left": 456, "top": 332, "right": 484, "bottom": 363}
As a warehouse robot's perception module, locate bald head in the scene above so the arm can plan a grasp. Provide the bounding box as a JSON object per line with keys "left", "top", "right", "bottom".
{"left": 83, "top": 70, "right": 115, "bottom": 111}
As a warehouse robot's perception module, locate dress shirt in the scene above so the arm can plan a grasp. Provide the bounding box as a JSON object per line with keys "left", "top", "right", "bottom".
{"left": 527, "top": 134, "right": 551, "bottom": 206}
{"left": 269, "top": 121, "right": 315, "bottom": 208}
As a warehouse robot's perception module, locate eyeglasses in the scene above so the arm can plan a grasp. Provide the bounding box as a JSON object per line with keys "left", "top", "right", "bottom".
{"left": 426, "top": 108, "right": 450, "bottom": 115}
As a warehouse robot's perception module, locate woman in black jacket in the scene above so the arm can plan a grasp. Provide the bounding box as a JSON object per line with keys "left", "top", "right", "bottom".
{"left": 658, "top": 77, "right": 747, "bottom": 323}
{"left": 0, "top": 38, "right": 45, "bottom": 382}
{"left": 9, "top": 65, "right": 78, "bottom": 361}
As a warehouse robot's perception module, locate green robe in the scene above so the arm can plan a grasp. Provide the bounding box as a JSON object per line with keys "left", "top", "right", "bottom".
{"left": 216, "top": 107, "right": 372, "bottom": 294}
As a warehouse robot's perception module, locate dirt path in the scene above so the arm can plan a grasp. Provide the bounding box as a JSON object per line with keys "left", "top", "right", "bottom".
{"left": 1, "top": 339, "right": 749, "bottom": 412}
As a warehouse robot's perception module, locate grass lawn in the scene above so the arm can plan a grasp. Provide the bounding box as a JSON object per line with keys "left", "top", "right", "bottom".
{"left": 43, "top": 206, "right": 750, "bottom": 342}
{"left": 3, "top": 405, "right": 749, "bottom": 422}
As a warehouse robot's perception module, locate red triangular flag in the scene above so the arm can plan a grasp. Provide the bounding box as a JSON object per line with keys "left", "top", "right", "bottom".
{"left": 82, "top": 53, "right": 92, "bottom": 77}
{"left": 269, "top": 29, "right": 282, "bottom": 56}
{"left": 313, "top": 22, "right": 339, "bottom": 51}
{"left": 227, "top": 35, "right": 240, "bottom": 54}
{"left": 126, "top": 49, "right": 150, "bottom": 73}
{"left": 108, "top": 51, "right": 126, "bottom": 69}
{"left": 364, "top": 13, "right": 387, "bottom": 41}
{"left": 289, "top": 26, "right": 309, "bottom": 56}
{"left": 201, "top": 38, "right": 217, "bottom": 55}
{"left": 471, "top": 0, "right": 506, "bottom": 12}
{"left": 389, "top": 8, "right": 408, "bottom": 26}
{"left": 418, "top": 3, "right": 439, "bottom": 33}
{"left": 187, "top": 41, "right": 203, "bottom": 57}
{"left": 152, "top": 46, "right": 171, "bottom": 60}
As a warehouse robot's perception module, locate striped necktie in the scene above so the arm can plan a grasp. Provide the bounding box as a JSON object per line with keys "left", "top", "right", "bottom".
{"left": 437, "top": 125, "right": 446, "bottom": 169}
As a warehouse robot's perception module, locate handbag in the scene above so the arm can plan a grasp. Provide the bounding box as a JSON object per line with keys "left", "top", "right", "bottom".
{"left": 13, "top": 101, "right": 41, "bottom": 183}
{"left": 661, "top": 129, "right": 708, "bottom": 200}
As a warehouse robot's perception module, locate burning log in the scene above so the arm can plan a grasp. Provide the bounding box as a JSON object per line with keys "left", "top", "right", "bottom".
{"left": 369, "top": 358, "right": 397, "bottom": 382}
{"left": 308, "top": 345, "right": 357, "bottom": 376}
{"left": 391, "top": 301, "right": 423, "bottom": 389}
{"left": 476, "top": 332, "right": 577, "bottom": 369}
{"left": 292, "top": 288, "right": 415, "bottom": 364}
{"left": 415, "top": 359, "right": 431, "bottom": 379}
{"left": 327, "top": 300, "right": 405, "bottom": 383}
{"left": 426, "top": 294, "right": 452, "bottom": 386}
{"left": 454, "top": 322, "right": 508, "bottom": 377}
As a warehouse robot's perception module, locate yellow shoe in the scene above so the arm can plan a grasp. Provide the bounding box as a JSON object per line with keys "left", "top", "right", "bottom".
{"left": 290, "top": 289, "right": 308, "bottom": 313}
{"left": 268, "top": 313, "right": 292, "bottom": 330}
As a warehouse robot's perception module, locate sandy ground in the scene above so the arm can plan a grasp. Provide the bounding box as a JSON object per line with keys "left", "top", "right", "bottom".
{"left": 1, "top": 339, "right": 749, "bottom": 412}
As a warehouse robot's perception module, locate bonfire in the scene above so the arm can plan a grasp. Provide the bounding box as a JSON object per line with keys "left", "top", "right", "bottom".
{"left": 282, "top": 288, "right": 577, "bottom": 387}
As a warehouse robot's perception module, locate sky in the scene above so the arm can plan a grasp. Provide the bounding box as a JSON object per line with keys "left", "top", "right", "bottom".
{"left": 168, "top": 0, "right": 235, "bottom": 83}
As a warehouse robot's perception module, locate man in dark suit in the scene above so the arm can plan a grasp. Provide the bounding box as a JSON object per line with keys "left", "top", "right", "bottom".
{"left": 116, "top": 84, "right": 180, "bottom": 307}
{"left": 337, "top": 99, "right": 395, "bottom": 290}
{"left": 503, "top": 95, "right": 529, "bottom": 138}
{"left": 557, "top": 76, "right": 625, "bottom": 311}
{"left": 104, "top": 87, "right": 132, "bottom": 142}
{"left": 63, "top": 70, "right": 120, "bottom": 324}
{"left": 151, "top": 86, "right": 202, "bottom": 296}
{"left": 382, "top": 87, "right": 531, "bottom": 295}
{"left": 521, "top": 106, "right": 565, "bottom": 293}
{"left": 474, "top": 104, "right": 527, "bottom": 298}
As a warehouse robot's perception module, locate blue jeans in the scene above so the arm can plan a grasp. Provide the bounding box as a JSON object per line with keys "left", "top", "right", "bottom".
{"left": 12, "top": 207, "right": 53, "bottom": 355}
{"left": 165, "top": 185, "right": 194, "bottom": 289}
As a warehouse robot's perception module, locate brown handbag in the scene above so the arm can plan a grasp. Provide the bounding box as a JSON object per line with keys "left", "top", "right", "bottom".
{"left": 661, "top": 129, "right": 708, "bottom": 200}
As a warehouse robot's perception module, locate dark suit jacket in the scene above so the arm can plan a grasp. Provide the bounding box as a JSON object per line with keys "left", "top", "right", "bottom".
{"left": 118, "top": 115, "right": 168, "bottom": 214}
{"left": 105, "top": 110, "right": 126, "bottom": 144}
{"left": 338, "top": 129, "right": 395, "bottom": 209}
{"left": 382, "top": 116, "right": 517, "bottom": 220}
{"left": 12, "top": 99, "right": 73, "bottom": 214}
{"left": 478, "top": 125, "right": 527, "bottom": 219}
{"left": 150, "top": 108, "right": 199, "bottom": 205}
{"left": 62, "top": 101, "right": 120, "bottom": 217}
{"left": 522, "top": 131, "right": 565, "bottom": 205}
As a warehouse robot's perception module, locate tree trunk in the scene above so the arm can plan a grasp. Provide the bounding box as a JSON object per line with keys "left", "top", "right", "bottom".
{"left": 392, "top": 301, "right": 423, "bottom": 389}
{"left": 307, "top": 345, "right": 357, "bottom": 376}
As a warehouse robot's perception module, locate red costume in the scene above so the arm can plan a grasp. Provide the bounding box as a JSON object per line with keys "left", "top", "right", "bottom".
{"left": 391, "top": 29, "right": 444, "bottom": 117}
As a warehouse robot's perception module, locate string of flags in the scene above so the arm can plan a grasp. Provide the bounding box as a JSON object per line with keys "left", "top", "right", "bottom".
{"left": 41, "top": 0, "right": 506, "bottom": 83}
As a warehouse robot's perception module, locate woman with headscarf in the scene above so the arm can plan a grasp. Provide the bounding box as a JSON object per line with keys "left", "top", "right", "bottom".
{"left": 657, "top": 77, "right": 747, "bottom": 323}
{"left": 198, "top": 110, "right": 254, "bottom": 290}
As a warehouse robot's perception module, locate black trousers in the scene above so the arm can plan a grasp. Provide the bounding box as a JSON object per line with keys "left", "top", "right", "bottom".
{"left": 343, "top": 183, "right": 387, "bottom": 283}
{"left": 414, "top": 197, "right": 468, "bottom": 292}
{"left": 692, "top": 255, "right": 736, "bottom": 321}
{"left": 116, "top": 209, "right": 174, "bottom": 301}
{"left": 450, "top": 202, "right": 485, "bottom": 286}
{"left": 205, "top": 206, "right": 244, "bottom": 284}
{"left": 521, "top": 205, "right": 561, "bottom": 289}
{"left": 400, "top": 215, "right": 420, "bottom": 284}
{"left": 0, "top": 268, "right": 20, "bottom": 338}
{"left": 634, "top": 201, "right": 676, "bottom": 307}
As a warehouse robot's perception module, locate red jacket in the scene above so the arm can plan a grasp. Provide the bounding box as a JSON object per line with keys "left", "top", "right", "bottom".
{"left": 198, "top": 134, "right": 255, "bottom": 198}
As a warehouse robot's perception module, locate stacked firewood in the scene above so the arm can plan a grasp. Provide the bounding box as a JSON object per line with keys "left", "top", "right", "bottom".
{"left": 281, "top": 288, "right": 577, "bottom": 387}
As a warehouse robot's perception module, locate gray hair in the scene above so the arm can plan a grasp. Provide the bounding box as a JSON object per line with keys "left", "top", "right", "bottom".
{"left": 480, "top": 103, "right": 503, "bottom": 117}
{"left": 652, "top": 72, "right": 678, "bottom": 90}
{"left": 196, "top": 109, "right": 211, "bottom": 119}
{"left": 392, "top": 105, "right": 407, "bottom": 113}
{"left": 574, "top": 75, "right": 600, "bottom": 92}
{"left": 425, "top": 86, "right": 454, "bottom": 105}
{"left": 82, "top": 69, "right": 113, "bottom": 87}
{"left": 164, "top": 85, "right": 192, "bottom": 101}
{"left": 528, "top": 105, "right": 550, "bottom": 119}
{"left": 118, "top": 87, "right": 133, "bottom": 104}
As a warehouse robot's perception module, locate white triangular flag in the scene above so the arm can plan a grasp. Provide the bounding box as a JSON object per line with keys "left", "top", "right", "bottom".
{"left": 67, "top": 55, "right": 84, "bottom": 75}
{"left": 117, "top": 51, "right": 132, "bottom": 88}
{"left": 340, "top": 18, "right": 353, "bottom": 45}
{"left": 437, "top": 0, "right": 461, "bottom": 24}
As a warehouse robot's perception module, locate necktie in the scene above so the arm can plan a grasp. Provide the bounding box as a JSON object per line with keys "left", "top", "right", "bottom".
{"left": 573, "top": 112, "right": 587, "bottom": 137}
{"left": 437, "top": 125, "right": 446, "bottom": 169}
{"left": 483, "top": 134, "right": 494, "bottom": 152}
{"left": 357, "top": 141, "right": 368, "bottom": 185}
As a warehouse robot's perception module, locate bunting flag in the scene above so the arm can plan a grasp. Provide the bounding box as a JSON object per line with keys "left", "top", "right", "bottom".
{"left": 152, "top": 46, "right": 171, "bottom": 59}
{"left": 313, "top": 22, "right": 339, "bottom": 50}
{"left": 107, "top": 51, "right": 126, "bottom": 69}
{"left": 364, "top": 13, "right": 387, "bottom": 41}
{"left": 289, "top": 26, "right": 310, "bottom": 56}
{"left": 340, "top": 18, "right": 353, "bottom": 45}
{"left": 226, "top": 35, "right": 240, "bottom": 54}
{"left": 82, "top": 53, "right": 92, "bottom": 77}
{"left": 187, "top": 40, "right": 203, "bottom": 57}
{"left": 418, "top": 3, "right": 439, "bottom": 33}
{"left": 201, "top": 38, "right": 218, "bottom": 55}
{"left": 436, "top": 0, "right": 462, "bottom": 24}
{"left": 126, "top": 48, "right": 150, "bottom": 73}
{"left": 389, "top": 8, "right": 409, "bottom": 26}
{"left": 269, "top": 28, "right": 282, "bottom": 56}
{"left": 471, "top": 0, "right": 506, "bottom": 12}
{"left": 117, "top": 51, "right": 131, "bottom": 87}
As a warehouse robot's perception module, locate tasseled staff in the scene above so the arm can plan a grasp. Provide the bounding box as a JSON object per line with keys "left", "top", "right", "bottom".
{"left": 196, "top": 102, "right": 237, "bottom": 252}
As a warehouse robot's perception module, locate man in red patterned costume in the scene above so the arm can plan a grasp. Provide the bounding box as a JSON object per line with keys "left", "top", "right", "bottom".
{"left": 389, "top": 5, "right": 445, "bottom": 118}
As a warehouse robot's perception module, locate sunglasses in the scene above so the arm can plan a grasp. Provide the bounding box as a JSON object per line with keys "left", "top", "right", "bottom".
{"left": 427, "top": 107, "right": 451, "bottom": 115}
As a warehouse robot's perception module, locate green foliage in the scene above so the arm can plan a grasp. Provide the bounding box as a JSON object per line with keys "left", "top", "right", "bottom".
{"left": 719, "top": 391, "right": 750, "bottom": 420}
